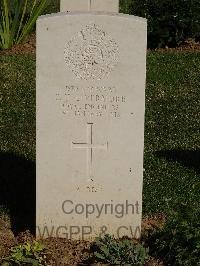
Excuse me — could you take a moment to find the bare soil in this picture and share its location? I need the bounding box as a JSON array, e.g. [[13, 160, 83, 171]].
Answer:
[[142, 213, 166, 233], [156, 38, 200, 52], [0, 34, 36, 55], [0, 215, 165, 265], [0, 34, 200, 56], [0, 218, 16, 261]]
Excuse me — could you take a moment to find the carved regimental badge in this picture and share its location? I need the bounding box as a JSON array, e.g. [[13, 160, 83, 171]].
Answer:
[[64, 24, 119, 80]]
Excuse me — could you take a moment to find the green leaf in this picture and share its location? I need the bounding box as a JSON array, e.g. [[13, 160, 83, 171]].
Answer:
[[1, 262, 10, 266], [0, 0, 48, 49], [94, 252, 106, 260]]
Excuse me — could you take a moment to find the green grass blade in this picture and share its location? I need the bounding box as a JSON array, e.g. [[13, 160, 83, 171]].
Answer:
[[16, 0, 28, 41], [0, 23, 5, 49], [3, 0, 10, 34], [0, 0, 48, 49], [0, 12, 5, 48], [17, 0, 48, 44], [29, 0, 37, 17], [1, 0, 11, 48], [10, 0, 24, 44]]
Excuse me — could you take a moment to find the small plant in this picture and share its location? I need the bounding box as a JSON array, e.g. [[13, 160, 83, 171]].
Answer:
[[2, 241, 46, 266], [148, 203, 200, 266], [94, 234, 149, 265], [0, 0, 48, 50]]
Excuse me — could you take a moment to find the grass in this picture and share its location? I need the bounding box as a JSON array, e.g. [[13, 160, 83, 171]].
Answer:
[[0, 52, 200, 220], [0, 55, 36, 161], [144, 52, 200, 214]]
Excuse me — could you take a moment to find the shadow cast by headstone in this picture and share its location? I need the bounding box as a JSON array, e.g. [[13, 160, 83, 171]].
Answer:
[[0, 151, 35, 235], [155, 149, 200, 173]]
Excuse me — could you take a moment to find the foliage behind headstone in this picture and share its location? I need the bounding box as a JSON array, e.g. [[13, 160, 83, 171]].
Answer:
[[120, 0, 200, 48]]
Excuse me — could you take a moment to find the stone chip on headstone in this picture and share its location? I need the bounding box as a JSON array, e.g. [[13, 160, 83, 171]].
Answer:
[[36, 12, 147, 239]]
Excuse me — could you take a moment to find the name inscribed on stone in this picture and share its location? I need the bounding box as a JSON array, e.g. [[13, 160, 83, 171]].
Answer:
[[56, 85, 127, 118]]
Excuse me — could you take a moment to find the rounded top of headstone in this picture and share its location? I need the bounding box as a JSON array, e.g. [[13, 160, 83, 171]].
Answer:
[[64, 23, 119, 80]]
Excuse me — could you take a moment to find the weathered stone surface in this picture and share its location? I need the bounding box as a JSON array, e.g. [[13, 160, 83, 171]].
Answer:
[[91, 0, 119, 12], [37, 12, 147, 239], [60, 0, 119, 12], [60, 0, 90, 12]]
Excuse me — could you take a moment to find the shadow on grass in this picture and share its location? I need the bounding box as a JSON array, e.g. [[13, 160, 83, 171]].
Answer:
[[0, 151, 35, 235], [155, 149, 200, 173]]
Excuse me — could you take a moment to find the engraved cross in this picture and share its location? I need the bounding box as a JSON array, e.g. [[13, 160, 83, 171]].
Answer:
[[71, 123, 108, 180]]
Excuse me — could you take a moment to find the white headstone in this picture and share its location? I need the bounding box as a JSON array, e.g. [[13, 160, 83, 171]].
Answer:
[[37, 12, 147, 240], [60, 0, 119, 13]]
